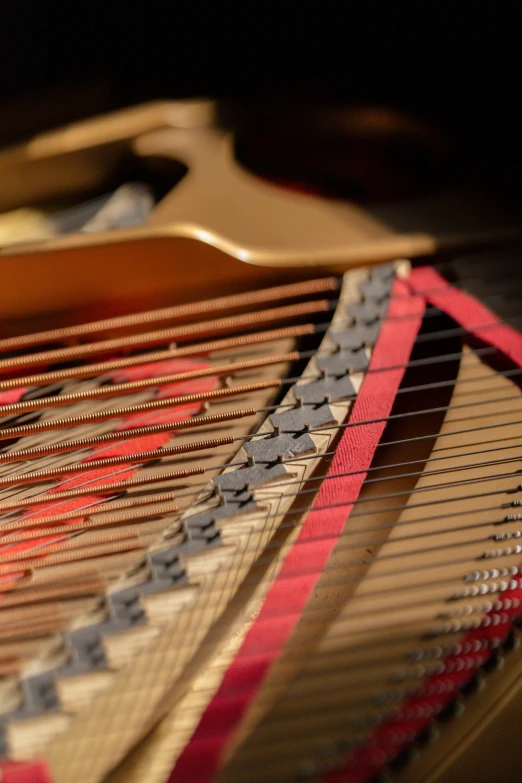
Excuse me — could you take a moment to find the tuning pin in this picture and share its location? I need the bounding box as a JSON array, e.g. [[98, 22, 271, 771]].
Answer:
[[389, 745, 420, 773], [416, 723, 440, 746], [502, 629, 520, 652], [461, 672, 486, 696], [482, 648, 505, 672], [437, 696, 465, 723]]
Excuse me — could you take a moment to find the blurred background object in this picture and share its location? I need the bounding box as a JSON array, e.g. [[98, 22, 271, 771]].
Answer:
[[0, 6, 518, 261], [0, 6, 517, 185]]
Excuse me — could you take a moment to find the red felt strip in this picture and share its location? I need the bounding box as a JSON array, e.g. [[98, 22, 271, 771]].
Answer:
[[0, 360, 218, 589], [0, 759, 52, 783], [408, 265, 522, 365], [167, 278, 425, 783], [0, 389, 26, 405]]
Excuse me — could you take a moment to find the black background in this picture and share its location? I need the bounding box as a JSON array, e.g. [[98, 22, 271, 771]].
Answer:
[[0, 7, 518, 179]]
